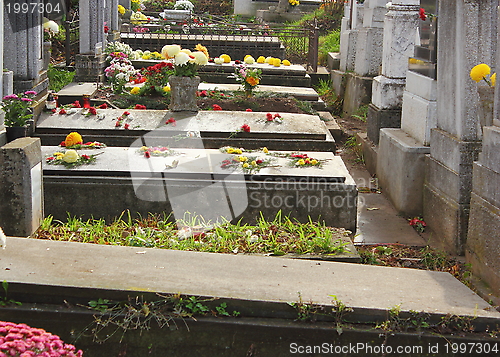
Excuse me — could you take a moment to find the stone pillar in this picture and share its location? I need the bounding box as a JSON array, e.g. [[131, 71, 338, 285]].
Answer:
[[3, 0, 48, 94], [367, 0, 419, 144], [75, 0, 107, 82], [425, 0, 497, 255], [354, 0, 389, 77], [339, 0, 365, 72], [466, 2, 500, 294], [0, 138, 44, 237]]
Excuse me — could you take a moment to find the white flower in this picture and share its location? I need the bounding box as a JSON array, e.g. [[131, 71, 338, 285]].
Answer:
[[174, 0, 194, 11], [43, 19, 59, 34], [192, 51, 208, 65], [214, 57, 224, 65], [175, 51, 190, 66], [249, 235, 259, 243], [244, 56, 255, 65], [162, 44, 181, 59]]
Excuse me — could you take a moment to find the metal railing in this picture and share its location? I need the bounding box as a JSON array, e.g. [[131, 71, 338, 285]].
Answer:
[[64, 9, 80, 66], [121, 14, 319, 70]]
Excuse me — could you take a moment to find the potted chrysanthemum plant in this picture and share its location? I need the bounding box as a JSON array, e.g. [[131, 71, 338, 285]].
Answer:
[[1, 91, 37, 142], [161, 43, 209, 112]]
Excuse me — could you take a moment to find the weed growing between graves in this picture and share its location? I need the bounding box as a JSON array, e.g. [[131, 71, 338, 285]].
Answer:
[[48, 65, 75, 92], [351, 104, 369, 122], [314, 79, 343, 116], [33, 211, 352, 257], [78, 293, 239, 343], [357, 245, 473, 287], [0, 281, 22, 307]]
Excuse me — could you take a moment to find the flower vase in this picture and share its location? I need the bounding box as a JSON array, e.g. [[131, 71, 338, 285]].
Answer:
[[478, 86, 495, 129], [6, 126, 28, 143], [169, 75, 200, 112]]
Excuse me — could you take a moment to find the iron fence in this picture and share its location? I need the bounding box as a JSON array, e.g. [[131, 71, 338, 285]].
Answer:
[[121, 14, 319, 70]]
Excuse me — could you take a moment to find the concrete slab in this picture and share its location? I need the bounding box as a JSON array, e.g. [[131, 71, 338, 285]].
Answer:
[[56, 82, 98, 105], [35, 109, 336, 151], [1, 237, 498, 328], [196, 82, 319, 102]]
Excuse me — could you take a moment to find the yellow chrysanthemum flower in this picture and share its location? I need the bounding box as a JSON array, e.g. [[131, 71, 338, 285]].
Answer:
[[265, 57, 272, 64], [491, 73, 496, 87], [65, 132, 83, 147], [238, 156, 248, 162], [220, 54, 231, 63], [227, 148, 235, 154], [195, 44, 209, 59], [273, 59, 281, 67], [263, 147, 269, 153], [118, 5, 126, 15], [63, 150, 79, 163], [140, 146, 149, 151], [311, 159, 318, 165], [257, 56, 266, 64], [282, 59, 291, 66], [130, 87, 141, 95], [251, 161, 257, 166], [163, 85, 171, 92], [470, 64, 491, 82], [235, 149, 242, 154], [296, 159, 305, 166], [242, 163, 250, 168]]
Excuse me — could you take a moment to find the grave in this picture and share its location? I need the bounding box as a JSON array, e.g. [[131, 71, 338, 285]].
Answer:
[[131, 60, 312, 87], [35, 109, 336, 151], [41, 146, 357, 231]]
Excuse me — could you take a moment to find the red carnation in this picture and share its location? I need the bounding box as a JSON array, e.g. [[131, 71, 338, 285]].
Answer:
[[60, 141, 66, 147], [72, 101, 81, 108], [89, 107, 97, 115], [135, 104, 147, 110], [419, 8, 427, 21], [124, 123, 130, 130], [167, 118, 177, 126], [246, 108, 253, 112], [98, 103, 108, 109], [59, 108, 67, 115], [51, 109, 57, 113], [123, 111, 130, 116], [273, 113, 281, 118], [144, 151, 151, 158], [115, 120, 121, 127], [241, 124, 251, 133], [266, 113, 273, 121], [256, 159, 263, 164], [81, 154, 90, 160], [213, 104, 222, 111]]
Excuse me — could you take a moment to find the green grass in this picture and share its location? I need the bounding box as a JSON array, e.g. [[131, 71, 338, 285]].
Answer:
[[318, 30, 341, 65], [33, 211, 351, 256], [48, 65, 75, 92]]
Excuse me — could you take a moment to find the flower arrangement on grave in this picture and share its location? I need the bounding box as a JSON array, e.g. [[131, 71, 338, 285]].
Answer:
[[408, 217, 426, 233], [266, 152, 327, 168], [220, 146, 244, 155], [161, 44, 209, 77], [43, 18, 59, 41], [105, 42, 134, 61], [131, 0, 145, 12], [174, 0, 194, 11], [0, 321, 83, 357], [289, 0, 300, 6], [104, 54, 139, 94], [1, 91, 36, 127], [115, 111, 133, 128], [130, 11, 149, 25], [220, 154, 275, 174], [264, 113, 283, 124], [46, 149, 101, 168], [229, 124, 251, 138], [139, 145, 178, 158], [139, 61, 174, 96], [470, 63, 496, 87], [59, 132, 107, 149], [231, 64, 262, 97]]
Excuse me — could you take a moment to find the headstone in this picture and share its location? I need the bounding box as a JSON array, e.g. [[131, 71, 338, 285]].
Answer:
[[0, 0, 4, 101], [367, 0, 419, 144], [75, 0, 107, 82], [3, 0, 48, 94], [354, 0, 389, 77], [424, 0, 497, 255], [0, 138, 44, 237]]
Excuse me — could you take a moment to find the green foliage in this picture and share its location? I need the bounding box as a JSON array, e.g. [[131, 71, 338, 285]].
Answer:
[[318, 30, 340, 65], [313, 79, 343, 116], [351, 104, 369, 122], [48, 65, 75, 92], [34, 211, 351, 257], [190, 0, 233, 15], [0, 280, 22, 307]]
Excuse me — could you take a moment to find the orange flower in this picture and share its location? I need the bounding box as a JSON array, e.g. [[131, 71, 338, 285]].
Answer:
[[64, 132, 83, 147], [246, 76, 260, 87], [195, 44, 209, 59]]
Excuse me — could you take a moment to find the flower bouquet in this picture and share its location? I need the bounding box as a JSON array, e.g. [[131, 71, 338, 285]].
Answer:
[[232, 64, 262, 97], [161, 44, 209, 77], [104, 53, 139, 94], [46, 150, 101, 168], [1, 91, 36, 127]]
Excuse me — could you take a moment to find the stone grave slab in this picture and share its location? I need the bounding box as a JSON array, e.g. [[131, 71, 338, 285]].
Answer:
[[35, 110, 336, 151], [41, 146, 357, 231], [56, 83, 99, 106]]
